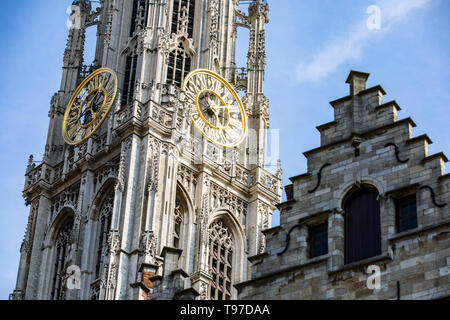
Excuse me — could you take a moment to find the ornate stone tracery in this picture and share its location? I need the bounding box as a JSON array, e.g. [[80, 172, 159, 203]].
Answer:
[[15, 0, 282, 301], [208, 219, 233, 300], [51, 218, 74, 300]]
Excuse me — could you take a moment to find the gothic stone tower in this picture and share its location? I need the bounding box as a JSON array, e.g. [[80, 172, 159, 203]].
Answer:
[[12, 0, 281, 300]]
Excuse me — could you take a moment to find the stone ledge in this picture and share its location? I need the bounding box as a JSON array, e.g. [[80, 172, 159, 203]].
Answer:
[[161, 246, 183, 257], [357, 84, 387, 96], [388, 218, 450, 242], [171, 268, 189, 278], [138, 262, 159, 273], [248, 252, 269, 264], [303, 118, 417, 157], [329, 85, 386, 108], [173, 287, 199, 300], [262, 225, 282, 236], [386, 183, 420, 197], [275, 199, 296, 210], [289, 172, 310, 183], [421, 152, 449, 164], [405, 134, 433, 146], [149, 275, 163, 282], [316, 121, 337, 132], [298, 209, 332, 224], [234, 254, 329, 290], [130, 281, 150, 293], [375, 100, 401, 112], [328, 253, 391, 276], [329, 95, 353, 108]]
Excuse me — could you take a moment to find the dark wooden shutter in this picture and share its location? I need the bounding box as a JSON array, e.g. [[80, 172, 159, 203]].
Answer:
[[344, 188, 381, 264]]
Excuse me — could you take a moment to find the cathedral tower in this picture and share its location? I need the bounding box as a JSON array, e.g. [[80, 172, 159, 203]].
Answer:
[[12, 0, 281, 300]]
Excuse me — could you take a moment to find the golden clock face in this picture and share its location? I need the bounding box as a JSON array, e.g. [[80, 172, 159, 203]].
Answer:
[[182, 69, 247, 148], [62, 68, 118, 146]]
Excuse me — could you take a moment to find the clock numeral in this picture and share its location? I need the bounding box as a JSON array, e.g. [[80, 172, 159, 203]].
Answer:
[[228, 118, 243, 129], [196, 120, 206, 132], [185, 91, 196, 104], [226, 105, 240, 114], [204, 125, 210, 136], [225, 128, 241, 142], [199, 74, 207, 90], [192, 113, 201, 122], [68, 108, 79, 119], [219, 130, 228, 144], [210, 129, 219, 142]]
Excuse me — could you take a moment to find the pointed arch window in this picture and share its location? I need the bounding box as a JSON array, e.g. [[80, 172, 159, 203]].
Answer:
[[171, 0, 195, 38], [173, 200, 183, 248], [208, 219, 233, 300], [94, 193, 114, 280], [122, 53, 138, 105], [167, 1, 195, 87], [166, 43, 192, 87], [130, 0, 149, 36], [51, 218, 74, 300]]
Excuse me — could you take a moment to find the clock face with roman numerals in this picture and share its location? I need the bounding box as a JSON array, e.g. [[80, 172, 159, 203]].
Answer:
[[182, 69, 247, 148], [62, 68, 118, 146]]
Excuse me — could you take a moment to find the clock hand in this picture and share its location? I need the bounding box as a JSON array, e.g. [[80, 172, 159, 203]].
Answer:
[[210, 104, 235, 112], [70, 126, 82, 139], [79, 103, 92, 120], [91, 91, 103, 112], [79, 92, 99, 120]]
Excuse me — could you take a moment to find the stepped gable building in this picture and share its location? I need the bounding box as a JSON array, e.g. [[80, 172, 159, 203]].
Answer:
[[12, 0, 281, 300], [236, 71, 450, 300]]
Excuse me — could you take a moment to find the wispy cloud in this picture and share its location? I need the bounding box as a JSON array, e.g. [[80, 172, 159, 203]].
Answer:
[[296, 0, 432, 83]]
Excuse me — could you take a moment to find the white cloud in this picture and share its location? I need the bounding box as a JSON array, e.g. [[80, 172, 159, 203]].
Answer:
[[296, 0, 432, 83]]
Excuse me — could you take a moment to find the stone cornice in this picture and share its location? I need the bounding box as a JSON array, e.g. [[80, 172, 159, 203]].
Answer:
[[405, 134, 433, 145], [302, 118, 417, 158], [329, 85, 386, 108], [421, 152, 448, 164]]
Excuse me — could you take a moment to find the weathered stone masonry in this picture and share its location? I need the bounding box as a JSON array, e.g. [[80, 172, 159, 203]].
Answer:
[[236, 71, 449, 300], [12, 0, 281, 300]]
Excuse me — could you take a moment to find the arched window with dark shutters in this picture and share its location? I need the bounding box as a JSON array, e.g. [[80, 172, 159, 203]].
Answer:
[[344, 187, 381, 264]]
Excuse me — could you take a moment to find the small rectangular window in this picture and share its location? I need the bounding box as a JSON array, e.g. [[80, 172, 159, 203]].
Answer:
[[396, 195, 417, 233], [309, 223, 328, 258]]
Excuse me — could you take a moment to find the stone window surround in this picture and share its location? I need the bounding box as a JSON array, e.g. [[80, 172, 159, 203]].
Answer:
[[385, 183, 419, 234], [258, 182, 431, 277], [265, 187, 445, 277], [238, 219, 450, 290]]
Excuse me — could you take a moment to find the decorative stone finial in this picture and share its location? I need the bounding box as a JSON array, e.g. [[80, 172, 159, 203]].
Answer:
[[26, 155, 35, 172], [276, 159, 282, 178], [178, 7, 189, 35], [346, 70, 370, 96]]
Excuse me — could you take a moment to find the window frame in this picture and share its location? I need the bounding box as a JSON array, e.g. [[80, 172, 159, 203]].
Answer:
[[343, 186, 382, 264], [309, 223, 328, 259], [395, 194, 418, 233]]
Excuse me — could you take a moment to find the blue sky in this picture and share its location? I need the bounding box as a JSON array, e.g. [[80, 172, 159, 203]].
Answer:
[[0, 0, 448, 299]]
